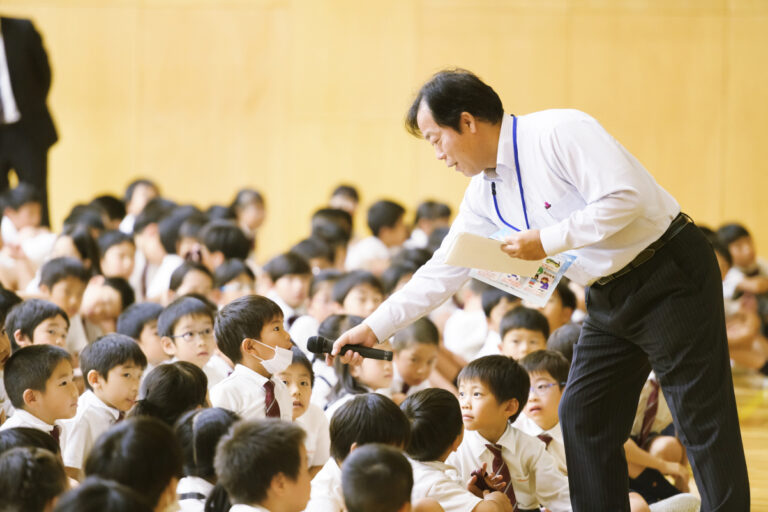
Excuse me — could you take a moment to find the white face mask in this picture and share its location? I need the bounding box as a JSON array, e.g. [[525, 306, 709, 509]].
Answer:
[[254, 340, 293, 374]]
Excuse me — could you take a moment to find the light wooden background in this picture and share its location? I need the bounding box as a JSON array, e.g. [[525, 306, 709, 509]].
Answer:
[[1, 0, 767, 263]]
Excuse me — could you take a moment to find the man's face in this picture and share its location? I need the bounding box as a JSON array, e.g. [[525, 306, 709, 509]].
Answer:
[[416, 102, 486, 178]]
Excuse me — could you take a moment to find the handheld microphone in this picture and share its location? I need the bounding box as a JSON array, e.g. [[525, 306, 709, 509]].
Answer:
[[306, 335, 393, 361]]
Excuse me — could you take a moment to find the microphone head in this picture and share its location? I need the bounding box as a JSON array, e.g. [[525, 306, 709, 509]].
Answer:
[[306, 336, 333, 354]]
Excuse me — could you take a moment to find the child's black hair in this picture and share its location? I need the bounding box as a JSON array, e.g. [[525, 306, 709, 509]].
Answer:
[[63, 204, 106, 234], [84, 417, 183, 508], [291, 237, 334, 266], [159, 205, 202, 255], [2, 182, 41, 210], [205, 205, 235, 222], [328, 319, 368, 402], [381, 262, 418, 295], [500, 306, 550, 340], [547, 323, 580, 364], [309, 269, 343, 298], [329, 393, 411, 463], [174, 407, 240, 480], [367, 199, 405, 237], [102, 277, 136, 313], [481, 288, 517, 318], [158, 295, 215, 338], [331, 270, 383, 304], [553, 280, 577, 311], [0, 427, 60, 456], [717, 222, 751, 247], [169, 261, 214, 292], [0, 447, 67, 512], [5, 299, 69, 350], [116, 302, 163, 340], [199, 220, 251, 260], [458, 355, 530, 423], [97, 230, 135, 259], [0, 287, 22, 328], [3, 344, 72, 408], [178, 212, 209, 241], [519, 349, 570, 388], [53, 476, 154, 512], [214, 294, 283, 364], [39, 256, 90, 289], [331, 184, 359, 203], [401, 388, 462, 462], [342, 443, 413, 512], [311, 212, 352, 249], [391, 317, 439, 352], [390, 247, 431, 269], [213, 259, 255, 288], [214, 420, 306, 507], [133, 197, 175, 234], [427, 226, 450, 253], [124, 178, 158, 204], [59, 223, 103, 276], [80, 334, 148, 391], [289, 345, 314, 387], [263, 252, 311, 282], [132, 361, 208, 427], [414, 200, 451, 224], [229, 188, 265, 213], [90, 194, 127, 224]]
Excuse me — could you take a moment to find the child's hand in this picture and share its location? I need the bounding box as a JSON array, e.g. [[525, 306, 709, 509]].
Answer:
[[662, 461, 689, 481], [468, 463, 506, 497]]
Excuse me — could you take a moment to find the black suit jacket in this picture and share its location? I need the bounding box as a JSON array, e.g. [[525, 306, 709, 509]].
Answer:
[[1, 16, 57, 148]]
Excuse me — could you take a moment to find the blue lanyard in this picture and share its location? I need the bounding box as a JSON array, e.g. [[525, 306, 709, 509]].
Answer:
[[491, 115, 530, 232]]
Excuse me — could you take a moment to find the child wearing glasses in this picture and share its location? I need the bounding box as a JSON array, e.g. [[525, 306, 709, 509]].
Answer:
[[158, 295, 224, 388]]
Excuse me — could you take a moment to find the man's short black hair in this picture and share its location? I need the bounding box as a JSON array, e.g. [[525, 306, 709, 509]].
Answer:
[[291, 237, 334, 265], [391, 317, 439, 351], [717, 222, 751, 247], [116, 302, 164, 340], [158, 296, 215, 338], [80, 334, 148, 391], [329, 393, 411, 462], [481, 288, 517, 318], [215, 419, 306, 505], [519, 349, 570, 388], [458, 355, 530, 423], [98, 230, 135, 258], [547, 322, 580, 364], [414, 200, 451, 224], [500, 306, 550, 340], [263, 252, 311, 282], [332, 270, 383, 304], [90, 195, 127, 223], [331, 184, 359, 202], [124, 178, 158, 204], [5, 299, 69, 347], [213, 259, 255, 289], [3, 345, 71, 408], [199, 220, 251, 260], [169, 261, 213, 292], [214, 295, 283, 364], [405, 68, 504, 136], [2, 183, 40, 210], [401, 388, 462, 462], [40, 256, 90, 289], [133, 197, 175, 234], [85, 417, 182, 508], [103, 277, 136, 312], [367, 200, 405, 237], [342, 444, 413, 512]]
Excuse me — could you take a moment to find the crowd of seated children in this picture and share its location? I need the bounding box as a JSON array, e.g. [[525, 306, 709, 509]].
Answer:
[[474, 289, 520, 359], [389, 317, 440, 400], [263, 252, 313, 328], [345, 199, 409, 274], [291, 236, 335, 274], [289, 269, 342, 356]]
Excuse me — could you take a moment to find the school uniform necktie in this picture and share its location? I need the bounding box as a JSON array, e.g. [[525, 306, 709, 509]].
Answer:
[[116, 411, 125, 423], [537, 433, 553, 448], [485, 443, 517, 507], [638, 378, 660, 447], [263, 380, 281, 418], [50, 425, 61, 445], [401, 382, 410, 394]]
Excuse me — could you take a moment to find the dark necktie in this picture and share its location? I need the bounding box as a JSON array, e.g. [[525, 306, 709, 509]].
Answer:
[[485, 443, 517, 507], [638, 378, 660, 447], [50, 425, 61, 445], [116, 411, 125, 423], [264, 380, 281, 418], [537, 433, 553, 448], [401, 382, 410, 394]]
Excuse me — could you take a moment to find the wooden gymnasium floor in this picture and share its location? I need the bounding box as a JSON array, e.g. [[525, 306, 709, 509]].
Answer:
[[734, 370, 768, 510]]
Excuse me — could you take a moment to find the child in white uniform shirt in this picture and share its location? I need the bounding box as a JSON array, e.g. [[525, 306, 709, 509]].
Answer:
[[0, 288, 22, 423], [402, 388, 514, 512], [449, 355, 571, 512], [389, 318, 439, 402], [306, 393, 411, 512], [498, 308, 549, 362], [473, 289, 519, 360], [210, 295, 294, 422], [278, 348, 330, 477], [211, 420, 311, 512], [0, 345, 78, 443], [341, 444, 416, 512], [61, 334, 147, 477], [263, 252, 312, 329], [174, 407, 240, 512], [309, 314, 363, 411], [116, 302, 167, 380]]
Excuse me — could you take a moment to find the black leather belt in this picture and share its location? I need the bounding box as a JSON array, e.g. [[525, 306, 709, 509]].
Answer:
[[595, 212, 692, 286]]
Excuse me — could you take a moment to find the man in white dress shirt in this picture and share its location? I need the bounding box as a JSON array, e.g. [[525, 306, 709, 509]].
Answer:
[[334, 69, 748, 511]]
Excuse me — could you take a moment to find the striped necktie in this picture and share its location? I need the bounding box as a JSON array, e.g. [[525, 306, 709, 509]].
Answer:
[[264, 380, 281, 418], [485, 443, 517, 506]]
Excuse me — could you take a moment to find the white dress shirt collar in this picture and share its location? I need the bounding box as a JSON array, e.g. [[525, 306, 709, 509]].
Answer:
[[80, 389, 121, 422], [0, 408, 56, 432]]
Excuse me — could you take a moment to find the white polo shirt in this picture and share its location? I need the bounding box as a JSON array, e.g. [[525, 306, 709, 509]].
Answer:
[[60, 390, 121, 470], [512, 413, 567, 476], [209, 364, 292, 422], [304, 458, 344, 512], [409, 457, 482, 512], [296, 403, 330, 468]]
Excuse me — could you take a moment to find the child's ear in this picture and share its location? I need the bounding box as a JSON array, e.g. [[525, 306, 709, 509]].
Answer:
[[38, 283, 50, 295], [86, 369, 102, 390], [503, 397, 520, 419], [22, 388, 40, 408], [13, 329, 31, 348], [348, 441, 359, 454], [161, 336, 177, 357], [270, 472, 289, 497]]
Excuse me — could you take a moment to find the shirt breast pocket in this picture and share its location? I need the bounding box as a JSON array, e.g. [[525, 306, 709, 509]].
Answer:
[[544, 188, 585, 223]]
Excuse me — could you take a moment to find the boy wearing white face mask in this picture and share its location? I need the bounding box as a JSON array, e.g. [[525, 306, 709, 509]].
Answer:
[[210, 295, 295, 421]]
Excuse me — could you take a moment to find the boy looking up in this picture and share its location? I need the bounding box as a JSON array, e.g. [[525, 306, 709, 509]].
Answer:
[[5, 299, 69, 350], [211, 295, 294, 421], [346, 199, 409, 274]]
